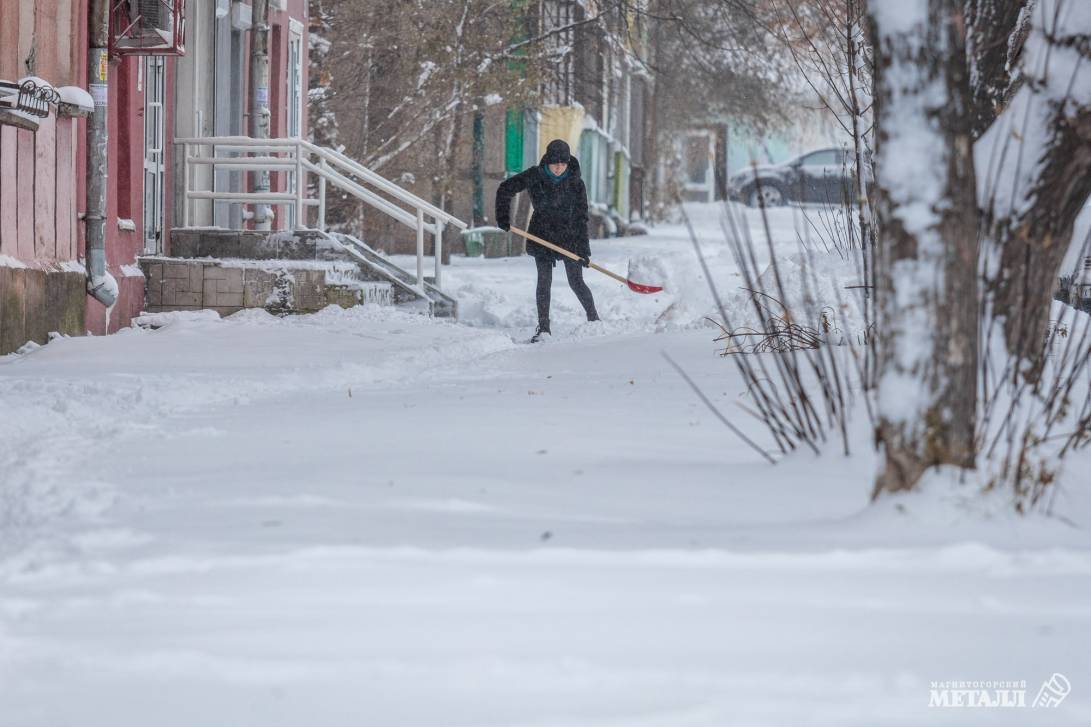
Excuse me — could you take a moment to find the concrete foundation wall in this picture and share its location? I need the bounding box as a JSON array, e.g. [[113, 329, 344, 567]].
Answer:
[[0, 265, 85, 355], [140, 258, 392, 317]]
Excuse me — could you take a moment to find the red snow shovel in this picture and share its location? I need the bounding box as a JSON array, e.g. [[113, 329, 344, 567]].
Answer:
[[510, 226, 664, 294]]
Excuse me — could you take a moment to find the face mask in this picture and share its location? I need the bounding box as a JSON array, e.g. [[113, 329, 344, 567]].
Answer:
[[546, 164, 569, 180]]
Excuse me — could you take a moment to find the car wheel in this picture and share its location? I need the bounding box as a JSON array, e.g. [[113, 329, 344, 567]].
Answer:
[[747, 183, 785, 208]]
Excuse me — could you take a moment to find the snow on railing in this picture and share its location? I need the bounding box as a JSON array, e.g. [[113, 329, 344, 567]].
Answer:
[[174, 135, 467, 288]]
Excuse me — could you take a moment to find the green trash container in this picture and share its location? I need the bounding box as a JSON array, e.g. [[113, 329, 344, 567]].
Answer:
[[461, 228, 485, 257]]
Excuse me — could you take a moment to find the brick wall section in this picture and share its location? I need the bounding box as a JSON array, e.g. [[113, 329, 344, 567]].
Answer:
[[144, 260, 203, 310], [203, 266, 245, 311]]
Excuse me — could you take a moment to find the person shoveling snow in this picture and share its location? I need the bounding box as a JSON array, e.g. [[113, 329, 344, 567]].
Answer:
[[496, 139, 665, 343], [495, 139, 600, 343]]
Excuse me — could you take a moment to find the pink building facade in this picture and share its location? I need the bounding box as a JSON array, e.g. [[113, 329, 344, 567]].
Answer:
[[0, 0, 309, 355], [0, 1, 91, 354]]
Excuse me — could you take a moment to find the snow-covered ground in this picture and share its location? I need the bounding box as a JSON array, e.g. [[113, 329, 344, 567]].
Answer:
[[2, 204, 1089, 726]]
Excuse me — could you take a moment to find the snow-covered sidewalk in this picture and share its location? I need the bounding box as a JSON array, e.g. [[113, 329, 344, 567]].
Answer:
[[2, 205, 1089, 726]]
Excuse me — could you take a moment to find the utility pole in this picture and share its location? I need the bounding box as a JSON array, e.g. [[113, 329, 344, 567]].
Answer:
[[249, 0, 272, 230], [85, 0, 116, 307]]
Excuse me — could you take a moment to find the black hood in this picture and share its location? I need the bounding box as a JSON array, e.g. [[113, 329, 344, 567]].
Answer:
[[539, 152, 582, 179]]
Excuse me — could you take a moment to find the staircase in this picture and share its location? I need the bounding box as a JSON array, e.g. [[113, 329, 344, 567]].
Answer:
[[329, 233, 457, 318], [167, 135, 465, 318]]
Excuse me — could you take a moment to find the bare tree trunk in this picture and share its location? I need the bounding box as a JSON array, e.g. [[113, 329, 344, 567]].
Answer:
[[646, 0, 665, 216], [471, 105, 486, 226], [990, 114, 1091, 375], [354, 42, 373, 239], [977, 0, 1091, 379], [845, 1, 878, 390], [870, 0, 980, 496], [965, 0, 1031, 139]]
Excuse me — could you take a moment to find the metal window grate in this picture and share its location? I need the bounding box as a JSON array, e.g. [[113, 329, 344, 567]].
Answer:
[[0, 79, 60, 117], [110, 0, 187, 56]]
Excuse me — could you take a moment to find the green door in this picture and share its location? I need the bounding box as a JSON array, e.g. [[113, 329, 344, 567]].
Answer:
[[505, 109, 525, 174]]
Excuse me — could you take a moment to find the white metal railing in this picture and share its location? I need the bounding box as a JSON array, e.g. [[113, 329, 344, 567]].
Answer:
[[175, 136, 467, 288]]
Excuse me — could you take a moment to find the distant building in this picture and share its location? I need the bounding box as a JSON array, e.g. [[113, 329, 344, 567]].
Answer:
[[512, 1, 652, 234], [677, 111, 845, 204], [438, 0, 653, 252]]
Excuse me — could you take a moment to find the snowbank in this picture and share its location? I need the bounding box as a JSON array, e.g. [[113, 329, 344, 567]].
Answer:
[[723, 249, 868, 344]]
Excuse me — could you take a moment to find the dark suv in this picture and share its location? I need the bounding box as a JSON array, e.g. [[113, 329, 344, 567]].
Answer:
[[728, 147, 866, 207]]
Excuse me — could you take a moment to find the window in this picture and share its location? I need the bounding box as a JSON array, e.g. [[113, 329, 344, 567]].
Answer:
[[287, 29, 302, 139], [142, 56, 166, 253], [800, 149, 839, 167], [542, 1, 578, 105], [286, 22, 303, 227]]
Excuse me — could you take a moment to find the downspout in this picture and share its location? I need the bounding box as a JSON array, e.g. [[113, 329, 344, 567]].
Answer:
[[85, 0, 117, 306], [249, 0, 272, 230]]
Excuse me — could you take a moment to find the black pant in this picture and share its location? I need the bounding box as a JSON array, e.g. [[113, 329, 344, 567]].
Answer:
[[535, 256, 599, 327]]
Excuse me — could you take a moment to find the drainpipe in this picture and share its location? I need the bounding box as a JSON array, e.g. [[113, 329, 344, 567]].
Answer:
[[85, 0, 117, 306], [249, 0, 272, 230]]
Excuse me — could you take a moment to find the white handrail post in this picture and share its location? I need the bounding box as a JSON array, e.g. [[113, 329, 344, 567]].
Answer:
[[416, 207, 425, 287], [294, 140, 304, 229], [318, 159, 327, 232], [182, 142, 190, 228], [434, 219, 444, 289], [210, 142, 217, 224]]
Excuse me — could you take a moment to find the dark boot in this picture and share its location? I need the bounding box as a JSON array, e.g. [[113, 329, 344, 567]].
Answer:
[[529, 320, 551, 343]]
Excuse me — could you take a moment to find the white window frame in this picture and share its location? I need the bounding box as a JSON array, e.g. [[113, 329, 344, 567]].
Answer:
[[286, 21, 303, 139], [285, 20, 304, 228], [143, 55, 167, 253]]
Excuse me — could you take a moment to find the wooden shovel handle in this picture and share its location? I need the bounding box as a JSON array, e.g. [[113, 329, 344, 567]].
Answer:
[[508, 226, 629, 286]]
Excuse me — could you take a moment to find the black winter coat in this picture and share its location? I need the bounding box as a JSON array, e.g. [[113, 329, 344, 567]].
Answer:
[[495, 154, 591, 262]]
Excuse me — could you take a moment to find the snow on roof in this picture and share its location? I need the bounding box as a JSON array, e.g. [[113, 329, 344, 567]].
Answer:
[[58, 86, 94, 112], [16, 75, 55, 92]]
